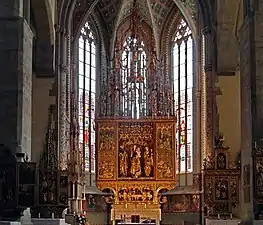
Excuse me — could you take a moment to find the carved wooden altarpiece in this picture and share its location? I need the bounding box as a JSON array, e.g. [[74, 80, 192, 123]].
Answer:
[[0, 146, 36, 221], [96, 118, 176, 221], [203, 138, 240, 216], [252, 140, 263, 204], [32, 106, 68, 218]]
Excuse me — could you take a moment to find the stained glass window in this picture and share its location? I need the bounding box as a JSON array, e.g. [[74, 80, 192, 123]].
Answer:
[[78, 22, 96, 172], [172, 19, 193, 173], [118, 37, 147, 118]]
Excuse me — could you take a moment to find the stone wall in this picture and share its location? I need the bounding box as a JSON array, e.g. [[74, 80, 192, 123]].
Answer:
[[0, 16, 33, 157], [31, 76, 55, 163], [161, 213, 201, 225], [20, 21, 34, 159], [216, 74, 241, 162]]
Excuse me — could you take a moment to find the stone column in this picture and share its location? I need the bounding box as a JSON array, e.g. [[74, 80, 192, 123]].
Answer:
[[193, 23, 202, 174], [0, 0, 33, 157], [239, 14, 253, 221], [238, 0, 263, 221], [202, 27, 217, 157], [252, 0, 263, 142], [58, 28, 70, 171]]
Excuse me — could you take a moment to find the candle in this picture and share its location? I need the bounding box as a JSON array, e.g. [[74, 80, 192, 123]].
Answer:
[[52, 213, 54, 219], [80, 199, 83, 212], [83, 183, 86, 200], [38, 213, 40, 218], [73, 183, 75, 198], [230, 214, 233, 219], [144, 204, 146, 209], [218, 214, 220, 219], [125, 203, 127, 208]]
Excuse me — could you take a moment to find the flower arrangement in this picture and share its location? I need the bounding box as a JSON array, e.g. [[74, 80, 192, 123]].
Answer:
[[75, 214, 87, 225]]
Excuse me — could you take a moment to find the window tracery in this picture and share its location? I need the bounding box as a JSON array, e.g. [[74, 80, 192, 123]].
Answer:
[[172, 18, 194, 173], [78, 22, 96, 172], [119, 36, 148, 118]]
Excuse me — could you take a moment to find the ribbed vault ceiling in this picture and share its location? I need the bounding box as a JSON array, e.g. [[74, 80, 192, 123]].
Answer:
[[72, 0, 198, 39], [96, 0, 177, 35]]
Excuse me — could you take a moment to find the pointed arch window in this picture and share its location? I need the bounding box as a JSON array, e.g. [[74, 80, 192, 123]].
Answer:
[[172, 19, 194, 173], [78, 22, 96, 172], [119, 36, 147, 118]]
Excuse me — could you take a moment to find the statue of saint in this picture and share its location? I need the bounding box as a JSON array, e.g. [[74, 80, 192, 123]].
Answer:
[[130, 145, 142, 178], [256, 166, 263, 187], [119, 145, 128, 177], [144, 147, 153, 177]]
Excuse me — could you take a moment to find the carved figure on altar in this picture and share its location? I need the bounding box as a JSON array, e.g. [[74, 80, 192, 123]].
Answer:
[[157, 160, 172, 179], [152, 83, 158, 116], [203, 154, 214, 169], [215, 178, 228, 200], [98, 161, 114, 179], [115, 86, 120, 104], [192, 195, 200, 210], [99, 93, 107, 116], [144, 147, 153, 177], [130, 145, 142, 178], [256, 166, 263, 187], [88, 195, 96, 208], [119, 145, 128, 177], [217, 153, 226, 169]]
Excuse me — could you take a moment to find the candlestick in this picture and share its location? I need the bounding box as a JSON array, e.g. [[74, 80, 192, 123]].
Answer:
[[218, 214, 220, 219], [230, 214, 232, 219]]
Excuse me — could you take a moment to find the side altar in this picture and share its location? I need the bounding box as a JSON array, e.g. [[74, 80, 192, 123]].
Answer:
[[95, 118, 176, 223]]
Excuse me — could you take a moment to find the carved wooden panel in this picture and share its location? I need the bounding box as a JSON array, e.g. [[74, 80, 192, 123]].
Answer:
[[96, 119, 176, 217], [252, 142, 263, 204], [17, 162, 36, 208], [203, 144, 240, 215], [97, 123, 116, 180], [118, 122, 154, 179], [156, 123, 175, 180], [117, 182, 155, 203], [254, 156, 263, 203], [243, 164, 251, 203], [161, 194, 200, 213]]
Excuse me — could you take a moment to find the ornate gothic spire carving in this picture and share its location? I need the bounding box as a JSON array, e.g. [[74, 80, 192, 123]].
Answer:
[[39, 105, 58, 169]]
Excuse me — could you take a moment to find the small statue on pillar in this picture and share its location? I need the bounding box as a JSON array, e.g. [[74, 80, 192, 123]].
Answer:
[[214, 133, 225, 149]]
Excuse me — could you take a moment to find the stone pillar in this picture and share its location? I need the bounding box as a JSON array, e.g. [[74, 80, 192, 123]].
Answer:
[[238, 0, 263, 221], [0, 0, 33, 157], [202, 27, 217, 157], [253, 0, 263, 142], [239, 14, 253, 221], [193, 24, 202, 174], [58, 28, 70, 171]]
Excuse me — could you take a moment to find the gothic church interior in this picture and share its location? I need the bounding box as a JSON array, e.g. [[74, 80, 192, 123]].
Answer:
[[0, 0, 261, 225]]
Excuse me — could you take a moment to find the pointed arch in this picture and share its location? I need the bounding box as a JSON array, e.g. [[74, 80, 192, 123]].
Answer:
[[77, 20, 99, 172], [171, 0, 197, 42], [171, 18, 195, 174]]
